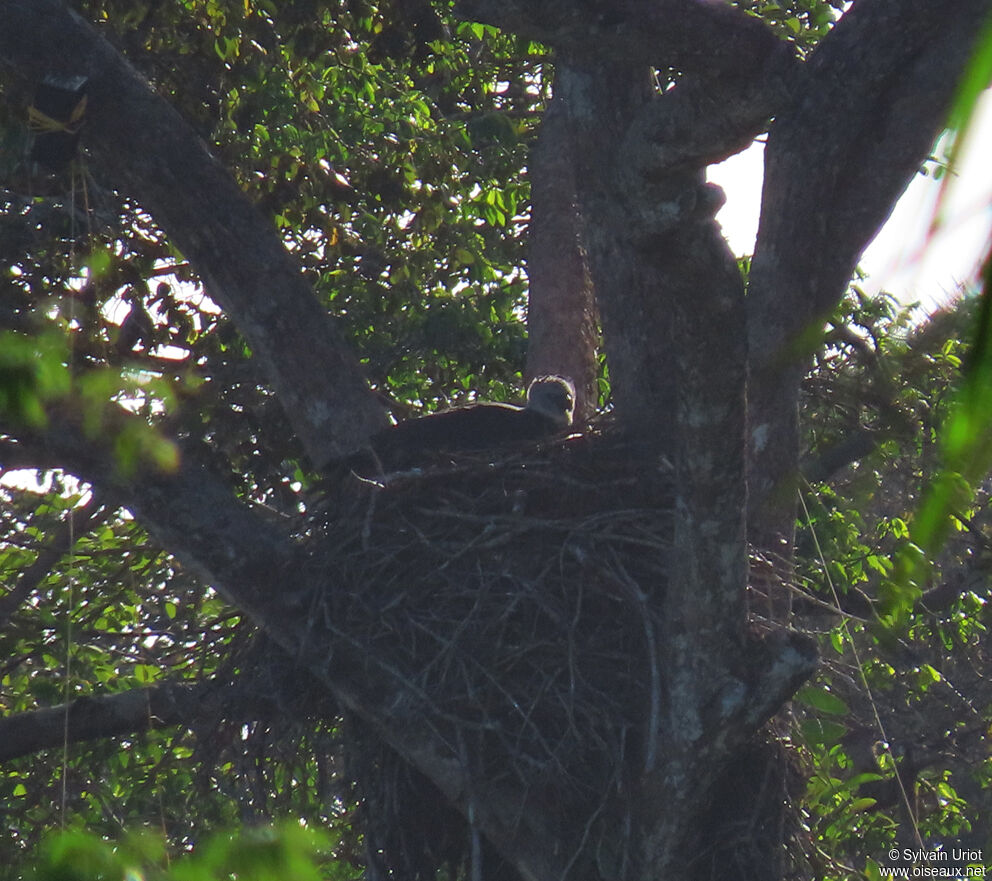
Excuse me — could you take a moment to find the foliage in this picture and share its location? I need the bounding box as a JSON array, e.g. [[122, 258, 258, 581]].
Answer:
[[27, 823, 355, 881], [795, 290, 992, 872], [85, 0, 542, 408], [739, 0, 848, 48], [1, 0, 991, 879]]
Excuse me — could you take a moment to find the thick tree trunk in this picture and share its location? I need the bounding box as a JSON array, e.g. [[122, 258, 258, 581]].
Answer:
[[526, 71, 599, 422], [551, 60, 672, 442], [494, 41, 812, 879]]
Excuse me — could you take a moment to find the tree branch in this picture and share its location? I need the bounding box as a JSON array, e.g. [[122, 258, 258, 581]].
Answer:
[[800, 428, 881, 484], [0, 0, 387, 467], [19, 414, 301, 633], [746, 0, 992, 557], [0, 652, 331, 763], [454, 0, 785, 81], [0, 681, 216, 762]]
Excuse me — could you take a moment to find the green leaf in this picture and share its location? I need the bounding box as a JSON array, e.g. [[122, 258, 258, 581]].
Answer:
[[847, 797, 879, 812], [795, 685, 850, 716], [799, 717, 848, 747]]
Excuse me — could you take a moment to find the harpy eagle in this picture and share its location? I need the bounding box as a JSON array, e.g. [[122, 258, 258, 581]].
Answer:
[[363, 375, 575, 471]]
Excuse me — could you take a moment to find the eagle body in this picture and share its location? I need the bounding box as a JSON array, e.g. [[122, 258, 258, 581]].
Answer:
[[365, 376, 575, 471]]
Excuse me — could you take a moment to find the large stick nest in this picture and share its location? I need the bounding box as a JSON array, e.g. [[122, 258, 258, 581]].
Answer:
[[304, 430, 674, 876], [309, 431, 671, 793]]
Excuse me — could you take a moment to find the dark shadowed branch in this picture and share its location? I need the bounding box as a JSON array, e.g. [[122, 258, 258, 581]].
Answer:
[[0, 682, 223, 762]]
